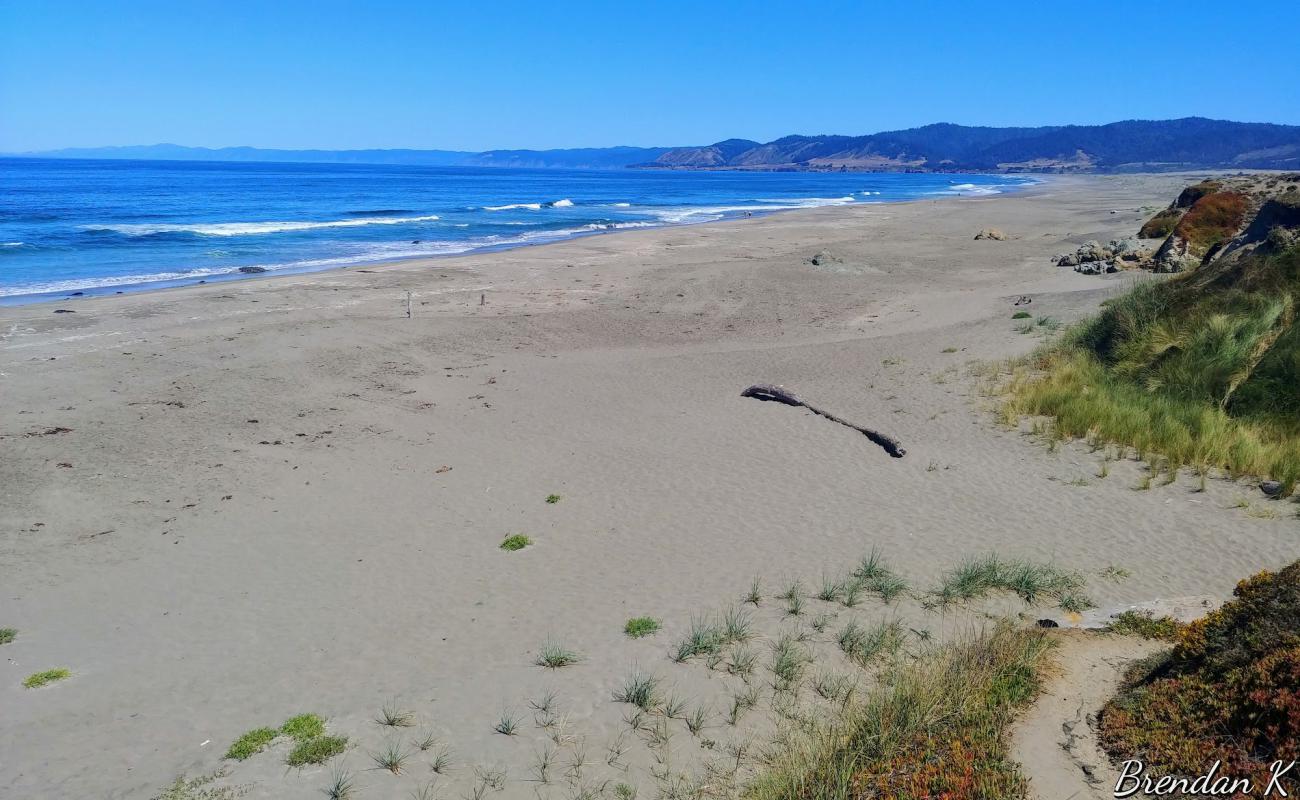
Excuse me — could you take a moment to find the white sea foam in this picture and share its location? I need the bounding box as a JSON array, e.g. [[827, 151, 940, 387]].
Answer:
[[85, 214, 442, 237], [2, 223, 660, 297], [611, 202, 631, 207], [483, 199, 574, 211], [1, 242, 23, 248], [655, 195, 858, 224], [929, 184, 1003, 197]]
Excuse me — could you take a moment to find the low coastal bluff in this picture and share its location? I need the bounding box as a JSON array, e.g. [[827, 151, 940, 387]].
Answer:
[[1050, 172, 1300, 275]]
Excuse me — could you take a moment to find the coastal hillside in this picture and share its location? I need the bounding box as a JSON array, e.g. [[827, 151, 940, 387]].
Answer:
[[13, 118, 1300, 172], [647, 118, 1300, 172]]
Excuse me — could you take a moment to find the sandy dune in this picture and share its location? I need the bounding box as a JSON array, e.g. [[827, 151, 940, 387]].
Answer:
[[2, 175, 1294, 799]]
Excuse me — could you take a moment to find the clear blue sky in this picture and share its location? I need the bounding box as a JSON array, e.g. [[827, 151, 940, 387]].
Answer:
[[2, 0, 1297, 152]]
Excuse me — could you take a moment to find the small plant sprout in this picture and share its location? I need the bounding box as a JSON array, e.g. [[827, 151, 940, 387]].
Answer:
[[500, 534, 531, 551], [378, 702, 416, 728], [811, 612, 835, 633], [606, 730, 630, 767], [816, 574, 843, 602], [672, 616, 723, 662], [535, 640, 583, 669], [372, 740, 411, 774], [409, 781, 440, 800], [430, 745, 453, 774], [545, 493, 561, 504], [23, 668, 71, 689], [613, 668, 661, 711], [531, 744, 557, 783], [784, 593, 804, 617], [661, 692, 687, 719], [494, 709, 520, 736], [414, 730, 438, 752], [840, 579, 865, 608], [685, 704, 710, 735], [721, 606, 753, 643], [727, 645, 757, 678], [769, 633, 810, 692], [324, 767, 356, 800], [743, 576, 763, 606], [812, 670, 856, 705], [624, 617, 661, 638], [0, 628, 16, 645]]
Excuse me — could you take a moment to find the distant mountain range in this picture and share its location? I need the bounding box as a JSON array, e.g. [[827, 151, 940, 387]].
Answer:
[[9, 118, 1299, 172]]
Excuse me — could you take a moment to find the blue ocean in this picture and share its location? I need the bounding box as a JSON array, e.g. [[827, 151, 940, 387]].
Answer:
[[0, 159, 1033, 303]]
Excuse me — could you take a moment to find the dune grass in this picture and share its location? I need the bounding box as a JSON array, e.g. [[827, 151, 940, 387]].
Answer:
[[997, 245, 1300, 495], [613, 669, 661, 711], [746, 623, 1051, 800], [0, 628, 16, 645], [151, 771, 247, 800], [23, 668, 71, 689], [934, 554, 1092, 612], [854, 548, 909, 602], [535, 639, 583, 668], [371, 740, 411, 773]]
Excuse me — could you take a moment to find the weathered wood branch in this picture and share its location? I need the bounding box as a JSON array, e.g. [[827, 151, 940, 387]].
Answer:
[[741, 384, 906, 458]]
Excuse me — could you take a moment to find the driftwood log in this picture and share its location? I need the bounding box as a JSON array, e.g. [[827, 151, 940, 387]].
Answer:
[[741, 384, 906, 458]]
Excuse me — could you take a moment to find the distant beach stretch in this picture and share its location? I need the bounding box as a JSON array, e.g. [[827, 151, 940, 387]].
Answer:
[[0, 159, 1031, 302]]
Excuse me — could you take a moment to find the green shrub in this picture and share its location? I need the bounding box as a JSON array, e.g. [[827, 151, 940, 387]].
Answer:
[[286, 735, 348, 766], [23, 668, 71, 689], [225, 727, 277, 760], [0, 628, 16, 645], [499, 534, 531, 551], [1105, 610, 1183, 640], [624, 617, 661, 638], [280, 713, 325, 741], [1012, 311, 1032, 319]]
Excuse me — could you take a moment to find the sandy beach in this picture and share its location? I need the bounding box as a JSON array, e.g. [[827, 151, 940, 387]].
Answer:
[[3, 174, 1294, 799]]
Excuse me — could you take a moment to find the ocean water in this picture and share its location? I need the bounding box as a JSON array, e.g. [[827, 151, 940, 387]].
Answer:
[[0, 159, 1034, 302]]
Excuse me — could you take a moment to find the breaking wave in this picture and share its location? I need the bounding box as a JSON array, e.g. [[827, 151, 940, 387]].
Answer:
[[83, 214, 443, 237]]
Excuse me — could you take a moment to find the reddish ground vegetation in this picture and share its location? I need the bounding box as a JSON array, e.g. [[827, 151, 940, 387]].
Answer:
[[1100, 560, 1300, 791], [1175, 191, 1250, 252], [1138, 208, 1182, 239]]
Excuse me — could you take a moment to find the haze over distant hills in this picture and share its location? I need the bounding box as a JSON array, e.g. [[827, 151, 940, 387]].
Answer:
[[10, 118, 1299, 172]]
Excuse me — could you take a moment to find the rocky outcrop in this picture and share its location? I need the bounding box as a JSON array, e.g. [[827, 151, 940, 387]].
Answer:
[[1069, 174, 1300, 277], [1052, 238, 1147, 275], [974, 228, 1007, 240]]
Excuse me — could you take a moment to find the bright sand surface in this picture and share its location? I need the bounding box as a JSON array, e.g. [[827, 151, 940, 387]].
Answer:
[[2, 174, 1294, 799]]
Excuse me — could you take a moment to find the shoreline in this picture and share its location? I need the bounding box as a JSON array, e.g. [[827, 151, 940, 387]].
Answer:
[[4, 172, 1294, 799], [0, 175, 1049, 308]]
